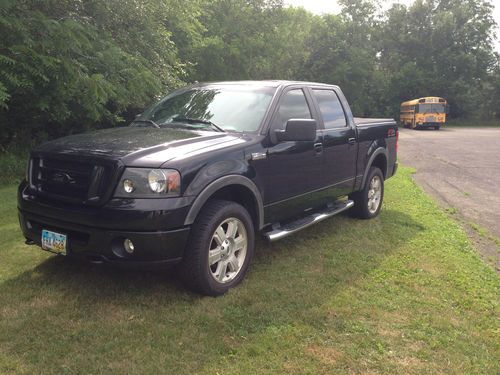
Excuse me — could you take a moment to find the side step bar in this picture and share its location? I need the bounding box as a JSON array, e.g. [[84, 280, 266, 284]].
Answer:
[[264, 200, 354, 242]]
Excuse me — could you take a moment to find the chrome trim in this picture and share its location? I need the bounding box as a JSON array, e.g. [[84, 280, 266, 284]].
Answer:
[[264, 200, 354, 242], [251, 152, 267, 161]]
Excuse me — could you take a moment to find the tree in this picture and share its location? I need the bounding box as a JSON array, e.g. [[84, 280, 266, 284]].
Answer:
[[0, 0, 186, 147], [300, 0, 380, 116], [1, 0, 499, 151], [378, 0, 498, 118]]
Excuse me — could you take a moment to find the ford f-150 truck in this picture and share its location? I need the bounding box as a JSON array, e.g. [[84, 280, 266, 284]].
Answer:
[[18, 81, 398, 295]]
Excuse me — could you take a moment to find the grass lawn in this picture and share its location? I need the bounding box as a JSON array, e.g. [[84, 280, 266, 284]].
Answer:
[[0, 167, 498, 374]]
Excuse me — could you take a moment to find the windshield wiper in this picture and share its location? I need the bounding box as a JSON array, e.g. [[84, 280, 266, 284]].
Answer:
[[172, 116, 225, 132], [131, 119, 160, 129]]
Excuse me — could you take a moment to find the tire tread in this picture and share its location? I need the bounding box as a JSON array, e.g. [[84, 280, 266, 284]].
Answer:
[[179, 199, 254, 296], [348, 167, 384, 219]]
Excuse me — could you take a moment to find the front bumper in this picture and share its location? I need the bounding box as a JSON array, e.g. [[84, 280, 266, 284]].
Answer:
[[18, 181, 192, 269]]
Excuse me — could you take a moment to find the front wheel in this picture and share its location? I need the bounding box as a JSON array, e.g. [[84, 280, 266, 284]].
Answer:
[[349, 167, 384, 219], [179, 200, 254, 296]]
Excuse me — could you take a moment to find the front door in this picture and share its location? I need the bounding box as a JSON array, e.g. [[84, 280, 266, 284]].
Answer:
[[256, 87, 325, 223]]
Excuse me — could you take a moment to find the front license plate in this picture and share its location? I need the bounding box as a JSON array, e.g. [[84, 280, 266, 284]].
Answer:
[[41, 229, 67, 255]]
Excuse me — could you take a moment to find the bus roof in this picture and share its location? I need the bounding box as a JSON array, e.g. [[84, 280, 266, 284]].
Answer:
[[400, 97, 447, 106]]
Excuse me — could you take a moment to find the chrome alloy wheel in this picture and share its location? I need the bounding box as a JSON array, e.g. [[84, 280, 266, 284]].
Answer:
[[367, 175, 382, 214], [208, 217, 248, 283]]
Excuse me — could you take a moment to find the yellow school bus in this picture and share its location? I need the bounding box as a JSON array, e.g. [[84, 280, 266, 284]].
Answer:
[[400, 97, 448, 130]]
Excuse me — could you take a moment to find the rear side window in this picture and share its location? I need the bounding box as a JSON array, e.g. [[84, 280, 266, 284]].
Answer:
[[272, 89, 312, 130], [312, 89, 347, 129]]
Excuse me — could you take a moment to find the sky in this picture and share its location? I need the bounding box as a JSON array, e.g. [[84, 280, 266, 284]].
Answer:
[[284, 0, 500, 51]]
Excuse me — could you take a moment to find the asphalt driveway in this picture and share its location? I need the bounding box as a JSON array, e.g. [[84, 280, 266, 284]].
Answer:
[[397, 126, 500, 267]]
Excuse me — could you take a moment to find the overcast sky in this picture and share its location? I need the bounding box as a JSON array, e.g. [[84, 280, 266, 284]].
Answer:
[[284, 0, 500, 51]]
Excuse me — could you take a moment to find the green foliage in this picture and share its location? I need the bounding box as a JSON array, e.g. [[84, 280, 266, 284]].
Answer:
[[0, 147, 28, 185], [183, 0, 301, 81], [0, 0, 498, 150], [377, 0, 498, 118], [0, 0, 184, 147], [300, 5, 380, 116]]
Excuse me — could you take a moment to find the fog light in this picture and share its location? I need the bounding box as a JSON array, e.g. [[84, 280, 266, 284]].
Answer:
[[124, 238, 135, 254], [123, 179, 135, 193]]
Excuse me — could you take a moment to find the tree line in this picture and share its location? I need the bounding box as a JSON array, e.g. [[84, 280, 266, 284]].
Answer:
[[0, 0, 498, 149]]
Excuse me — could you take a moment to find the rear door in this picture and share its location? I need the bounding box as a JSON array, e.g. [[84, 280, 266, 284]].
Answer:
[[309, 87, 357, 196]]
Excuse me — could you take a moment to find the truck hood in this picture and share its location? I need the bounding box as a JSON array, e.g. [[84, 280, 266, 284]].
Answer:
[[33, 126, 244, 166]]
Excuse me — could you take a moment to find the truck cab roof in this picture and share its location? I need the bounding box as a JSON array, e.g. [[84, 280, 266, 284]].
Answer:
[[192, 80, 340, 89]]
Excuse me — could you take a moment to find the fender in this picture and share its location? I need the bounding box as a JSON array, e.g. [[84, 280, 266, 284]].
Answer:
[[361, 147, 388, 188], [184, 175, 264, 229]]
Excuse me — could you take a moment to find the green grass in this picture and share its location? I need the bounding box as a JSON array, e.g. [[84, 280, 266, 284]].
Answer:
[[446, 118, 500, 127], [469, 222, 500, 248], [0, 167, 498, 374]]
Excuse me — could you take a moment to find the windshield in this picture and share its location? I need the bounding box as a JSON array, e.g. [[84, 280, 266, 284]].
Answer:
[[417, 103, 446, 114], [135, 85, 276, 132]]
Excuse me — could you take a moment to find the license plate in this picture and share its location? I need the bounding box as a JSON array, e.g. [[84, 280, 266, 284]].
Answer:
[[41, 229, 67, 255]]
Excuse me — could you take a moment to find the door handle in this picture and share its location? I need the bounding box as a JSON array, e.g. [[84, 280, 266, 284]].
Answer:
[[314, 142, 323, 154], [348, 137, 356, 145]]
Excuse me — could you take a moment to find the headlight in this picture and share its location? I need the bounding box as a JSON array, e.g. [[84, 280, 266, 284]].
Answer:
[[148, 169, 167, 193], [114, 168, 181, 198]]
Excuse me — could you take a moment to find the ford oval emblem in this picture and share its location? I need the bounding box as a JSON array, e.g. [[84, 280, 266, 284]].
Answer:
[[52, 172, 76, 185]]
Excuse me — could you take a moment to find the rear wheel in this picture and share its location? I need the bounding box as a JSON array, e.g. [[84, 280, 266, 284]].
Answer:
[[179, 200, 254, 296], [349, 167, 384, 219], [434, 125, 440, 130]]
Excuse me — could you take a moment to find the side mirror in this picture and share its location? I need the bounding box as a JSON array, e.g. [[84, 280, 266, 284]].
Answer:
[[275, 119, 317, 142]]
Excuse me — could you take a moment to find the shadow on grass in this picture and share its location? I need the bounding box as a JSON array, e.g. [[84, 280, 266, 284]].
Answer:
[[2, 209, 424, 307], [0, 208, 428, 374]]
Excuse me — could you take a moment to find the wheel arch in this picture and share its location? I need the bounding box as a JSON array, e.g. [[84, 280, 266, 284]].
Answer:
[[361, 147, 388, 188], [184, 175, 264, 230]]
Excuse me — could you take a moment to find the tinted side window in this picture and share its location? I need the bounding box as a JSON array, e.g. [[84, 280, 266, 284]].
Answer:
[[272, 89, 312, 130], [312, 89, 347, 129]]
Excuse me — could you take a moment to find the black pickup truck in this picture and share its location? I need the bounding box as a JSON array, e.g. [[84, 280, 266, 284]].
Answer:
[[18, 81, 398, 295]]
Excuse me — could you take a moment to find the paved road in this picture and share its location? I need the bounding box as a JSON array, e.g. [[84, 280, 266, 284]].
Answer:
[[397, 127, 500, 265]]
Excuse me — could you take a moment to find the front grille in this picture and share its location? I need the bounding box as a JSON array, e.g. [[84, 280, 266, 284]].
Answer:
[[30, 157, 113, 205]]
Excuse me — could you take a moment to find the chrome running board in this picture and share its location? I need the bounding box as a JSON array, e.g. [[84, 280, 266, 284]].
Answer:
[[264, 200, 354, 242]]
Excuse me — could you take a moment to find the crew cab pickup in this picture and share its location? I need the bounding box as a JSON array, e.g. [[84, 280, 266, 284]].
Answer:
[[18, 81, 398, 295]]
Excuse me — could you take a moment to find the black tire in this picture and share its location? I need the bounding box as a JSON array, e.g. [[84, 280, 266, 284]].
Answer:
[[179, 200, 254, 296], [434, 125, 440, 130], [348, 167, 384, 219]]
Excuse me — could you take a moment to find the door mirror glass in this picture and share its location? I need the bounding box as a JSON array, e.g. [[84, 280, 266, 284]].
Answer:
[[275, 119, 317, 142]]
